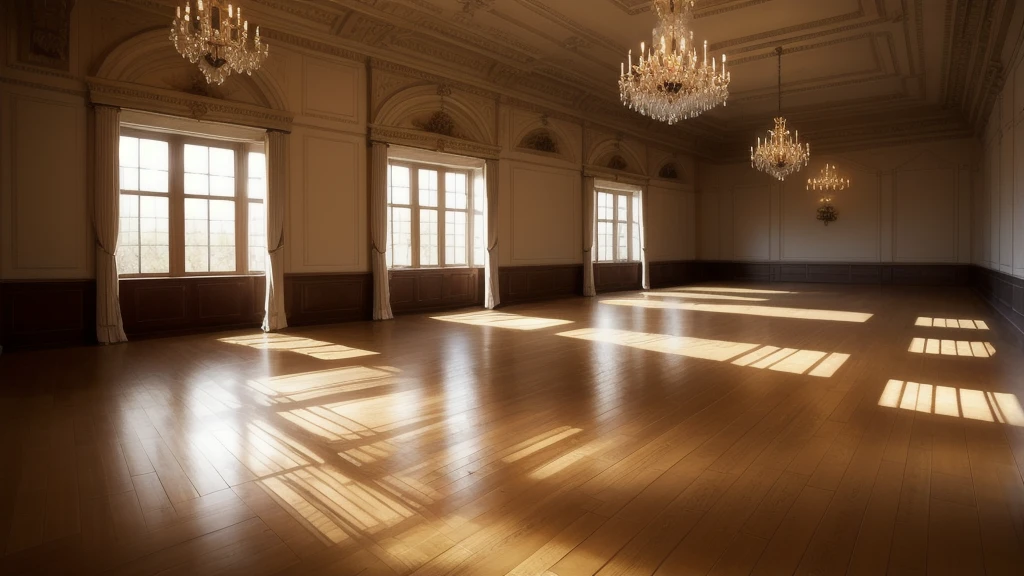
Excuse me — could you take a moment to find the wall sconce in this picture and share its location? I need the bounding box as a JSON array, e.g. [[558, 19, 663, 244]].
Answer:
[[816, 196, 838, 226], [808, 164, 848, 227]]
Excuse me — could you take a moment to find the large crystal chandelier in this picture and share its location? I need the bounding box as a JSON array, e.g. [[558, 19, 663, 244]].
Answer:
[[619, 0, 730, 124], [807, 164, 850, 192], [170, 0, 268, 85], [751, 47, 810, 180]]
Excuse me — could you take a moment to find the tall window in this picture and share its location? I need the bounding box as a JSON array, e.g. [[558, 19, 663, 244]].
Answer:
[[596, 189, 641, 262], [117, 131, 266, 277], [387, 161, 481, 268]]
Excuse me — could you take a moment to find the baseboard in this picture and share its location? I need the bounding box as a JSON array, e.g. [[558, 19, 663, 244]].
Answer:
[[970, 266, 1024, 337], [694, 261, 971, 286]]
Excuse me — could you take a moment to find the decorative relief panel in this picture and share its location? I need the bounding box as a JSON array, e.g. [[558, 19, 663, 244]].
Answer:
[[302, 56, 361, 124], [16, 0, 75, 71]]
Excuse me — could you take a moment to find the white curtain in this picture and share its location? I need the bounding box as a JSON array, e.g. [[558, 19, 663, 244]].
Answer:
[[485, 159, 500, 309], [94, 105, 128, 344], [370, 141, 393, 320], [582, 175, 596, 297], [640, 185, 650, 290], [262, 130, 288, 332]]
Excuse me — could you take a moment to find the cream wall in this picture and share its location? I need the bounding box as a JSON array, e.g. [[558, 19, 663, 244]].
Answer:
[[697, 138, 977, 264], [977, 43, 1024, 278]]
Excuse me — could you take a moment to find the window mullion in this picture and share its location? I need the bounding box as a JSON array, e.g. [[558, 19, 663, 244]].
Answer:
[[439, 168, 447, 268], [236, 143, 247, 274], [411, 167, 420, 269]]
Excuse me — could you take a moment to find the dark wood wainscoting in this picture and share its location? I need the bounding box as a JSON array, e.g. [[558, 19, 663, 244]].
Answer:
[[594, 262, 641, 294], [648, 261, 702, 289], [499, 264, 582, 305], [284, 273, 373, 327], [0, 280, 96, 349], [972, 267, 1024, 336], [390, 268, 484, 314], [696, 261, 971, 286], [120, 275, 265, 338]]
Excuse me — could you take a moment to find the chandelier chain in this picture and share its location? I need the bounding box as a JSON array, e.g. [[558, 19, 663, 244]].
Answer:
[[750, 45, 810, 181]]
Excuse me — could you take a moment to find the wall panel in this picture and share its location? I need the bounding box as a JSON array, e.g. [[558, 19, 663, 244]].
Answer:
[[894, 167, 957, 262], [731, 185, 770, 260], [507, 164, 580, 265]]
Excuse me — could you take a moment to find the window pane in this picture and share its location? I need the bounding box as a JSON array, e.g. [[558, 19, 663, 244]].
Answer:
[[184, 172, 208, 195], [248, 152, 266, 200], [597, 192, 612, 220], [185, 198, 210, 273], [420, 209, 438, 266], [139, 196, 169, 273], [390, 206, 412, 267], [117, 194, 140, 275], [139, 139, 168, 171], [446, 172, 468, 210], [120, 137, 139, 168], [210, 175, 234, 197], [120, 167, 139, 192], [209, 147, 235, 177], [389, 165, 410, 205], [419, 169, 438, 207], [184, 144, 209, 174], [209, 199, 236, 271], [617, 194, 627, 222], [617, 221, 628, 261], [248, 201, 266, 272], [445, 211, 467, 265], [597, 221, 613, 262]]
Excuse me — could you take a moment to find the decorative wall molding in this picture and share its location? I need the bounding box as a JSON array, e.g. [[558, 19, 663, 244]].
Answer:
[[369, 125, 501, 159], [284, 273, 373, 326], [594, 262, 642, 293], [15, 0, 75, 71], [498, 264, 582, 304], [390, 268, 484, 314], [119, 276, 265, 339]]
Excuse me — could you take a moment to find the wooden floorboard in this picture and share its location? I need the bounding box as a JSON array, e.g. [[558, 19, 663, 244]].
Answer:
[[1, 282, 1023, 575]]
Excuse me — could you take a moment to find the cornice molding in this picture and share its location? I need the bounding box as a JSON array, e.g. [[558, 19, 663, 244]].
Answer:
[[369, 124, 501, 159]]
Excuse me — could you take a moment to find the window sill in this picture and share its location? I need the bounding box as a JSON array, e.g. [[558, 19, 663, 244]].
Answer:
[[119, 273, 267, 281]]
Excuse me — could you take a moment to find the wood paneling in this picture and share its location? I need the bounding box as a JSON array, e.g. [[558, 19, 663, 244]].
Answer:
[[594, 262, 641, 293], [972, 266, 1024, 335], [120, 276, 265, 338], [499, 264, 582, 304], [697, 261, 970, 286], [390, 268, 484, 314], [284, 273, 372, 326], [649, 260, 701, 288], [0, 280, 95, 349]]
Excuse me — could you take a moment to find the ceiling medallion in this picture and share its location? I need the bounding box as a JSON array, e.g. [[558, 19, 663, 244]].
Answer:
[[751, 47, 809, 181], [807, 164, 850, 192], [619, 0, 730, 124], [170, 0, 268, 85]]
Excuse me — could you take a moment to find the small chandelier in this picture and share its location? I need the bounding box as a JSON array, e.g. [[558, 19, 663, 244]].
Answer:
[[170, 0, 268, 85], [807, 164, 850, 192], [751, 47, 809, 180], [619, 0, 730, 124]]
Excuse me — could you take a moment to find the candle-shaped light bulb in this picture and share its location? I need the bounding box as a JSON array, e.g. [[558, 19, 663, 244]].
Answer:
[[703, 40, 707, 65], [641, 41, 645, 55], [197, 0, 203, 10], [722, 53, 726, 77], [177, 6, 181, 18], [628, 49, 632, 69], [244, 20, 248, 32], [229, 4, 233, 18]]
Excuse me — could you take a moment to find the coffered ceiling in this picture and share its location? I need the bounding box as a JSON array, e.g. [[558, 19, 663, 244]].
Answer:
[[258, 0, 1021, 158]]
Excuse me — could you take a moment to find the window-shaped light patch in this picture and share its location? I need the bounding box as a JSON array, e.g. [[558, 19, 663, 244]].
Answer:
[[557, 328, 850, 378], [641, 291, 768, 302], [602, 299, 872, 323], [878, 380, 1024, 426], [915, 317, 990, 330], [908, 338, 995, 357], [673, 286, 793, 295], [220, 333, 379, 361], [432, 311, 573, 331]]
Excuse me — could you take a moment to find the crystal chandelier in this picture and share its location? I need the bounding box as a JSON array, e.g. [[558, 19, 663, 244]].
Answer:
[[619, 0, 730, 124], [751, 47, 810, 180], [170, 0, 268, 85], [807, 164, 850, 192]]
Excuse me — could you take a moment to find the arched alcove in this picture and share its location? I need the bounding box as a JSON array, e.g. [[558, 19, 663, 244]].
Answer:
[[374, 85, 494, 146]]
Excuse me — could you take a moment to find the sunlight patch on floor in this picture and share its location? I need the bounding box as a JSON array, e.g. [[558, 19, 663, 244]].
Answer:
[[602, 299, 872, 323], [641, 291, 768, 302], [878, 379, 1024, 426], [431, 311, 573, 330], [908, 338, 995, 357], [557, 328, 849, 377], [246, 366, 398, 403], [915, 317, 990, 330], [220, 333, 380, 361], [672, 286, 794, 295]]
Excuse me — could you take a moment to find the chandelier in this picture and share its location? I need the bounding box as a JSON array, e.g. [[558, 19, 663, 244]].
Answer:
[[619, 0, 730, 124], [751, 47, 809, 180], [170, 0, 268, 85], [807, 164, 850, 192]]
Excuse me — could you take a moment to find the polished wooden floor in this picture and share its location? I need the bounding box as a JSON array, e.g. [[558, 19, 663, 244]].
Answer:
[[2, 283, 1024, 575]]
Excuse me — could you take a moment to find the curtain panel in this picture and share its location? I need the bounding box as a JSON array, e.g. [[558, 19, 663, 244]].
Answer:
[[262, 130, 288, 332], [485, 159, 500, 309], [94, 105, 128, 343], [582, 175, 597, 297], [370, 141, 394, 320]]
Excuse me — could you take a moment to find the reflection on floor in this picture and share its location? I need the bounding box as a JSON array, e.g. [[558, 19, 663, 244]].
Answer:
[[908, 337, 996, 357], [557, 327, 850, 377], [641, 291, 768, 302], [603, 298, 873, 323], [915, 317, 990, 329], [431, 310, 573, 330], [878, 379, 1024, 425], [0, 283, 1021, 575]]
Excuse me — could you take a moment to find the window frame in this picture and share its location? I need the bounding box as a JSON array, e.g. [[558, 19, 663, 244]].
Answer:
[[118, 127, 265, 278], [386, 159, 480, 270], [595, 188, 641, 263]]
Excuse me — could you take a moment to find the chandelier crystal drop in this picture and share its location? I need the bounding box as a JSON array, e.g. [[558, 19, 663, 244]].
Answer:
[[807, 164, 850, 192], [170, 0, 269, 85], [619, 0, 730, 124], [751, 47, 810, 181]]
